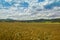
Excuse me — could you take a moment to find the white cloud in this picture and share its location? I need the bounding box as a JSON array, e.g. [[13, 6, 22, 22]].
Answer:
[[0, 0, 60, 20], [5, 0, 12, 2]]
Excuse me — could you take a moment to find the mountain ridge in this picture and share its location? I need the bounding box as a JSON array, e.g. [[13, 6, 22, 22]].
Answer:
[[0, 18, 60, 22]]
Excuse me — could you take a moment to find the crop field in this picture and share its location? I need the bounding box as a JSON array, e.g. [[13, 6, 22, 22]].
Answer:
[[0, 22, 60, 40]]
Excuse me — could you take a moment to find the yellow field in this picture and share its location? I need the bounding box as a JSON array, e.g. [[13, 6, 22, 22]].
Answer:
[[0, 22, 60, 40]]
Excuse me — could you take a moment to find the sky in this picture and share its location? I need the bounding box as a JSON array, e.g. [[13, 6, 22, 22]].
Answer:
[[0, 0, 60, 20]]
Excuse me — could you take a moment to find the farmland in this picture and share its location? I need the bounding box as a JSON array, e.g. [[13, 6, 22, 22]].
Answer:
[[0, 22, 60, 40]]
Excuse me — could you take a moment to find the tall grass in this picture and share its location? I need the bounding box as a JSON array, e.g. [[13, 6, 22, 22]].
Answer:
[[0, 22, 60, 40]]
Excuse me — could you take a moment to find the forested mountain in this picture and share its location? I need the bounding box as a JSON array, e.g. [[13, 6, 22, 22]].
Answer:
[[0, 18, 60, 22]]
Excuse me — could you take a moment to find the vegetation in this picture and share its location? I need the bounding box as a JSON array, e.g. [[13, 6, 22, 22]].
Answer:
[[0, 22, 60, 40], [0, 18, 60, 22]]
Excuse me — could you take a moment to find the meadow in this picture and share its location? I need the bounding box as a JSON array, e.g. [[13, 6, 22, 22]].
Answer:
[[0, 22, 60, 40]]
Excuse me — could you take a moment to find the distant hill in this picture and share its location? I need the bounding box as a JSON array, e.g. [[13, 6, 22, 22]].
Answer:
[[0, 18, 60, 22]]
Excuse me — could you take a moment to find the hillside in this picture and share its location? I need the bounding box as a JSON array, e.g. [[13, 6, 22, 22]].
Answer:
[[0, 18, 60, 22]]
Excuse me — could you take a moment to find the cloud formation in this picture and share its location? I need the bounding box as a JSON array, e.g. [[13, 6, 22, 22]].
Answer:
[[0, 0, 60, 20]]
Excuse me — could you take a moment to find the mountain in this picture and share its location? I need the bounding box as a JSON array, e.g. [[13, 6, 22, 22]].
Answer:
[[0, 18, 60, 22]]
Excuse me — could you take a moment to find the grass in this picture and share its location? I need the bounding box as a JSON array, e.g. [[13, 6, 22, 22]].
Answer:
[[0, 22, 60, 40]]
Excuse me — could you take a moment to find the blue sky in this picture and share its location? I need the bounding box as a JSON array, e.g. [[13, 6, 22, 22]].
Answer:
[[0, 0, 29, 8], [38, 0, 45, 2], [0, 0, 60, 20], [0, 0, 60, 9]]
